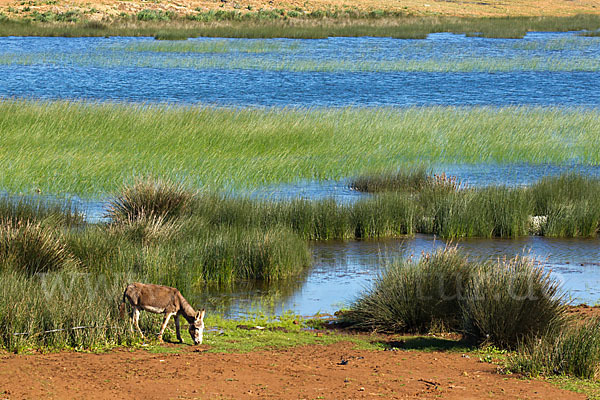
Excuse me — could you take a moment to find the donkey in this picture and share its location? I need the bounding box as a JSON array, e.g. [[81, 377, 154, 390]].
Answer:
[[119, 282, 205, 344]]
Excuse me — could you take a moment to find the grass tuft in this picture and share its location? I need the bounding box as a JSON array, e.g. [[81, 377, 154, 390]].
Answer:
[[0, 220, 77, 275], [343, 248, 567, 349], [340, 247, 473, 333], [461, 256, 567, 349], [106, 176, 196, 223]]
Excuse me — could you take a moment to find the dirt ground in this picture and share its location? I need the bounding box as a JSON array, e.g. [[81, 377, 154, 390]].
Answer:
[[0, 0, 599, 22], [0, 340, 586, 400]]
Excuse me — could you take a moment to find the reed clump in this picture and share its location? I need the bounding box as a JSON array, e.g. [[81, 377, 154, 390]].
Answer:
[[0, 269, 135, 352], [342, 248, 568, 349], [106, 176, 196, 223], [528, 173, 600, 237], [0, 220, 78, 275], [461, 256, 567, 349], [0, 195, 83, 227], [350, 170, 464, 193], [340, 247, 473, 333]]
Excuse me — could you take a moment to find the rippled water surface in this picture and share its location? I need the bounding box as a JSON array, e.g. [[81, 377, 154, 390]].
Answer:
[[193, 235, 600, 317], [2, 32, 600, 106]]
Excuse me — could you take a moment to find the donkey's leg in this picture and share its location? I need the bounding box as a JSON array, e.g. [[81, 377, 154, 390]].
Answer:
[[174, 314, 183, 343], [157, 312, 175, 342], [132, 308, 144, 339]]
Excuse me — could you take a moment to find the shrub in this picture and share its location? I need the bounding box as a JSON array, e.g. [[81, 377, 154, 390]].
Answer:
[[136, 9, 171, 21], [510, 318, 600, 380], [461, 256, 567, 349]]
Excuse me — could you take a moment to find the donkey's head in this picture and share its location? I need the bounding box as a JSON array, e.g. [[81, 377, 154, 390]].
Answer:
[[188, 309, 205, 345]]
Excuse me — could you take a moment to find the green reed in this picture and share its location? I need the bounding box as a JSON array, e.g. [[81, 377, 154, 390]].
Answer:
[[2, 101, 600, 197]]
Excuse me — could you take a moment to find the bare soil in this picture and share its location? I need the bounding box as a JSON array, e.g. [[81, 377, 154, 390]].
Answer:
[[0, 339, 586, 399], [1, 0, 599, 21]]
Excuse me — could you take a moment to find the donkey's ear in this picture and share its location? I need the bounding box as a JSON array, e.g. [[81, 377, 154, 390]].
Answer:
[[196, 309, 205, 321]]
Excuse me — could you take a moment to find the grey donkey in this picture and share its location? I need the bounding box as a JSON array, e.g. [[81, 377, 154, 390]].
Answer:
[[119, 282, 205, 344]]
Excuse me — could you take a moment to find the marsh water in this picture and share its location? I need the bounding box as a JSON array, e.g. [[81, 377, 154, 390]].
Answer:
[[1, 32, 600, 106], [3, 30, 600, 314], [198, 235, 600, 318]]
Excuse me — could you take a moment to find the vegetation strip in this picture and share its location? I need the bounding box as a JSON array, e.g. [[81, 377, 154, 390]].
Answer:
[[2, 100, 600, 196], [4, 51, 600, 72], [0, 14, 600, 39]]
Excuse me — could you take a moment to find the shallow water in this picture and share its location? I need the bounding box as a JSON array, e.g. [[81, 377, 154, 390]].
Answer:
[[1, 32, 600, 106], [191, 235, 600, 317]]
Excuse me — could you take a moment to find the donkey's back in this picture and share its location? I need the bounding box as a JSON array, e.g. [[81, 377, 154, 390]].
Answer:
[[122, 282, 183, 314]]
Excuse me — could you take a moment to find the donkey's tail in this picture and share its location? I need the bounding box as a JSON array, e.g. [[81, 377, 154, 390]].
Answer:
[[119, 286, 129, 319]]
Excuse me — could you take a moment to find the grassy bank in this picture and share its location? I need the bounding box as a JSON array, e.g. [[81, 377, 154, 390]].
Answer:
[[2, 101, 600, 197], [0, 14, 599, 39]]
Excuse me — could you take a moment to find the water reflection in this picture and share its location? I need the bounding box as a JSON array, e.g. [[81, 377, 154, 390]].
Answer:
[[189, 235, 600, 317]]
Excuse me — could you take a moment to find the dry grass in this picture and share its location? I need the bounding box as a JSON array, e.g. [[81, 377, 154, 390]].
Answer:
[[2, 0, 600, 21]]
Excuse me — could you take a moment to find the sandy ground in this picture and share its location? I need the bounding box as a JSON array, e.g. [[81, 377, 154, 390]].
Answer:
[[0, 340, 586, 400], [0, 0, 599, 21]]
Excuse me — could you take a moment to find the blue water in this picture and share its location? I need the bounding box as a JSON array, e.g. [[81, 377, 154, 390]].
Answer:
[[1, 32, 600, 106], [201, 236, 600, 317]]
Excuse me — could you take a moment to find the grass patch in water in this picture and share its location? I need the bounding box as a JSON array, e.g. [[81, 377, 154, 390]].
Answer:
[[3, 50, 600, 72], [2, 101, 600, 197], [124, 39, 291, 53]]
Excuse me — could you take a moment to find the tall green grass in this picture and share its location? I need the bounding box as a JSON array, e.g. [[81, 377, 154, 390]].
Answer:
[[0, 269, 135, 352], [2, 101, 600, 197], [1, 14, 600, 39]]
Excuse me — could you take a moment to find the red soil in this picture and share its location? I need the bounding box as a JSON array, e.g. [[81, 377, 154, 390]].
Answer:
[[0, 340, 584, 399]]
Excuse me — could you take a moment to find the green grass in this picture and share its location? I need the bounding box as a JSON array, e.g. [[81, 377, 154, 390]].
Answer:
[[1, 14, 600, 39], [2, 101, 600, 197]]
